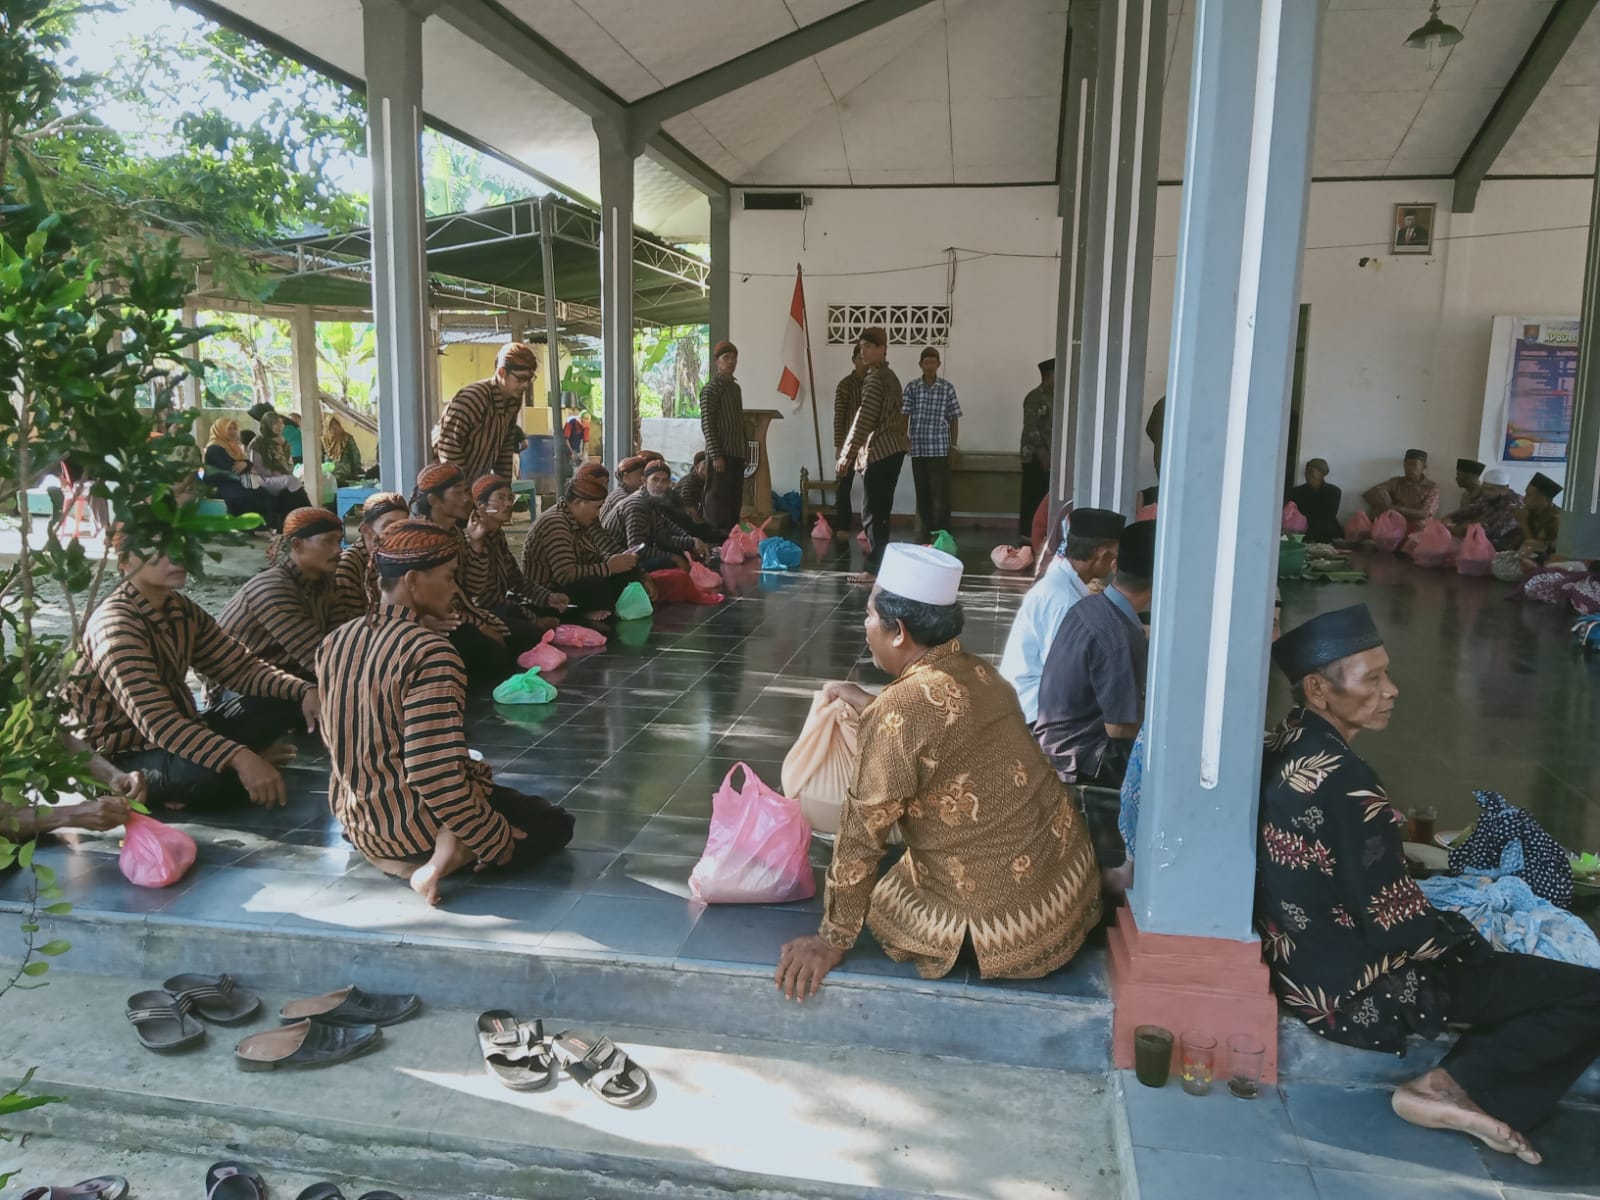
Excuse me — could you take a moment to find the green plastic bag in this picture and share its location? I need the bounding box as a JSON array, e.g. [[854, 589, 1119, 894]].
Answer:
[[930, 530, 958, 556], [493, 666, 558, 705], [616, 580, 654, 621]]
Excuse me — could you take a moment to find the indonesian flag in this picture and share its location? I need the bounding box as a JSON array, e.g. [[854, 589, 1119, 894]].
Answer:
[[776, 266, 808, 412]]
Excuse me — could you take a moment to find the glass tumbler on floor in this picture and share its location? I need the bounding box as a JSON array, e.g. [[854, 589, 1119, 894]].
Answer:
[[1133, 1025, 1174, 1088], [1226, 1035, 1265, 1099], [1179, 1031, 1216, 1096]]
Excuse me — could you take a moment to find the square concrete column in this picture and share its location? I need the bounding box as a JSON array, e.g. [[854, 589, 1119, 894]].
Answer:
[[709, 193, 731, 352], [1557, 119, 1600, 560], [595, 121, 637, 469], [1109, 0, 1325, 1085], [1071, 0, 1166, 514], [361, 0, 431, 494]]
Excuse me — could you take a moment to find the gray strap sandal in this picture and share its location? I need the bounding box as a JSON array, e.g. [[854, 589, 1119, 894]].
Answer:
[[125, 990, 204, 1052], [477, 1011, 555, 1091], [164, 973, 261, 1024], [553, 1028, 651, 1108]]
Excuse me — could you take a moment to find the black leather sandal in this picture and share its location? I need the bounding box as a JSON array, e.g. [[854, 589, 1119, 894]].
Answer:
[[234, 1019, 381, 1070]]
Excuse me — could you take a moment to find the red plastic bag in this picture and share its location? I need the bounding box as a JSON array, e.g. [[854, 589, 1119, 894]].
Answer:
[[811, 514, 834, 541], [518, 629, 567, 672], [552, 623, 606, 648], [118, 812, 197, 888], [989, 544, 1035, 572], [649, 568, 723, 605], [1344, 511, 1373, 542], [688, 561, 721, 591], [1457, 523, 1495, 576], [689, 763, 815, 905], [1372, 509, 1407, 553], [1281, 502, 1308, 534], [1413, 518, 1453, 568]]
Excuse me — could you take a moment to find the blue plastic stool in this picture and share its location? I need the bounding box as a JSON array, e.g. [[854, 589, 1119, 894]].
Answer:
[[335, 485, 381, 520]]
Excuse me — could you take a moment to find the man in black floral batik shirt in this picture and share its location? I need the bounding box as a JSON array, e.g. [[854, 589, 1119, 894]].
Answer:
[[1260, 603, 1600, 1167]]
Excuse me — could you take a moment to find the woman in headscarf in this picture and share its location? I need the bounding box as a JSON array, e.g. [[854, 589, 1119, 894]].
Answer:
[[520, 464, 639, 624], [250, 411, 312, 520], [325, 417, 365, 485], [203, 418, 276, 527]]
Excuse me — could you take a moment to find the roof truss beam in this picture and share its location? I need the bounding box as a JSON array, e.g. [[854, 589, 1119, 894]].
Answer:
[[1451, 0, 1599, 213], [627, 0, 938, 128]]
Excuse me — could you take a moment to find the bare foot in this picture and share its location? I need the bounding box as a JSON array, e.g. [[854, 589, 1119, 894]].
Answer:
[[580, 610, 612, 622], [846, 571, 875, 586], [260, 741, 298, 767], [1393, 1070, 1542, 1165], [410, 862, 445, 906]]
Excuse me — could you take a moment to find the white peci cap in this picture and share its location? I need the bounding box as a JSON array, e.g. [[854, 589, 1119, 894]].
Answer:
[[877, 543, 963, 606], [1481, 466, 1511, 486]]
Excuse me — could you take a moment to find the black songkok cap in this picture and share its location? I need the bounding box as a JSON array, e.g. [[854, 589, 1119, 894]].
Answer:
[[1272, 603, 1383, 682], [1068, 507, 1125, 541], [1038, 358, 1055, 374], [1456, 459, 1484, 476], [1404, 448, 1427, 463], [1141, 485, 1159, 506], [1529, 471, 1563, 500], [1118, 520, 1157, 578]]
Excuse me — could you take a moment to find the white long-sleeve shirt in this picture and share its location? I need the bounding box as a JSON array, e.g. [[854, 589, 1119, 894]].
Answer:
[[999, 558, 1094, 723]]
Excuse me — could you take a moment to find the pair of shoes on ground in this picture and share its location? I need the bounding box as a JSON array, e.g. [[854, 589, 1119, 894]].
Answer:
[[477, 1011, 651, 1108], [208, 1162, 405, 1200], [125, 976, 418, 1070], [21, 1177, 127, 1200], [295, 1184, 403, 1200]]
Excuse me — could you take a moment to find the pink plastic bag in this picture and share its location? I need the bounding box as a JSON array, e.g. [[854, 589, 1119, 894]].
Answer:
[[1372, 509, 1407, 553], [551, 623, 606, 648], [989, 544, 1035, 572], [1457, 523, 1495, 576], [689, 763, 815, 905], [1344, 511, 1373, 542], [753, 516, 773, 544], [1413, 518, 1453, 568], [688, 561, 722, 591], [518, 629, 568, 672], [118, 812, 197, 888], [1282, 502, 1308, 534], [811, 514, 834, 541], [720, 532, 747, 564]]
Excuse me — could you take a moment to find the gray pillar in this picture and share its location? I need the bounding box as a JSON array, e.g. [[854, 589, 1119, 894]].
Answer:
[[539, 195, 568, 489], [595, 120, 637, 470], [1130, 0, 1323, 941], [289, 308, 325, 507], [1072, 0, 1166, 515], [1049, 1, 1099, 523], [362, 0, 430, 494], [1558, 119, 1600, 560], [709, 193, 731, 350]]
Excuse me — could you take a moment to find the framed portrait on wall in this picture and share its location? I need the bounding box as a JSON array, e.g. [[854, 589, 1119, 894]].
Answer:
[[1392, 203, 1435, 254]]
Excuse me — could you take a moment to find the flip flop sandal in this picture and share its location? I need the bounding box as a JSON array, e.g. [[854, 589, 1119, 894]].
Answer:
[[294, 1187, 346, 1200], [279, 986, 420, 1027], [355, 1193, 404, 1200], [552, 1027, 652, 1108], [20, 1177, 130, 1200], [205, 1162, 266, 1200], [234, 1019, 382, 1071], [125, 990, 204, 1052], [163, 973, 261, 1024], [476, 1011, 556, 1092]]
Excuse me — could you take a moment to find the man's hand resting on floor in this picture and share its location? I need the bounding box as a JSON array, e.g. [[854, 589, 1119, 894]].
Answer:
[[230, 748, 287, 808], [775, 935, 846, 1001]]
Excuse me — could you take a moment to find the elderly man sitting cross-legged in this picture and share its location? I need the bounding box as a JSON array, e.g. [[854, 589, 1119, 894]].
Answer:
[[65, 540, 320, 812], [1261, 603, 1600, 1166], [775, 544, 1102, 999], [315, 521, 575, 905]]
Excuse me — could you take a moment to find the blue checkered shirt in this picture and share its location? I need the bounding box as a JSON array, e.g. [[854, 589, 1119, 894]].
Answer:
[[901, 377, 961, 457]]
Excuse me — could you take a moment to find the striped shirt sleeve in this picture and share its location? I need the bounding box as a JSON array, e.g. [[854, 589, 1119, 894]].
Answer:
[[401, 644, 513, 862], [244, 570, 326, 676], [436, 382, 490, 472], [523, 509, 609, 586], [189, 603, 313, 706]]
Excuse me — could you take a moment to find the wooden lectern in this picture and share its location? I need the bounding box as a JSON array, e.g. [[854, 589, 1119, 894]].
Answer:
[[740, 409, 784, 522]]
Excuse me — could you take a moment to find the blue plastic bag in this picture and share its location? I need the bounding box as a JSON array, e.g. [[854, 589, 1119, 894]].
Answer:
[[771, 491, 803, 526], [759, 538, 802, 571]]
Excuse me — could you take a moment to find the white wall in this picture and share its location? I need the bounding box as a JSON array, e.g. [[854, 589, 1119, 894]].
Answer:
[[728, 178, 1592, 522]]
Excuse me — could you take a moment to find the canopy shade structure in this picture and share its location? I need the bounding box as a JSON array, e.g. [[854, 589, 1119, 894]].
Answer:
[[260, 196, 711, 331]]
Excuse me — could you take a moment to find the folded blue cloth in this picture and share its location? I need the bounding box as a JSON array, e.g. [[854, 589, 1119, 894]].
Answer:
[[1420, 872, 1600, 968]]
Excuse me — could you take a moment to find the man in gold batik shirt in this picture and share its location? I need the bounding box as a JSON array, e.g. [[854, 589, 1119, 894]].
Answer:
[[775, 544, 1102, 999]]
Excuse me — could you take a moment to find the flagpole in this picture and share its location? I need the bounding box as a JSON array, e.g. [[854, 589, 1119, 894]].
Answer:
[[798, 264, 825, 479]]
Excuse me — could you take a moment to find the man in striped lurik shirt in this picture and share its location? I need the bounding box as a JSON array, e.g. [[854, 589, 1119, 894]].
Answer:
[[315, 522, 574, 905], [433, 341, 536, 480], [216, 507, 346, 682], [698, 341, 747, 533], [65, 541, 321, 812]]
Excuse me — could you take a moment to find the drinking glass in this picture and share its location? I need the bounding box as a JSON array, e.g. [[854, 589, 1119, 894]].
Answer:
[[1226, 1035, 1265, 1099], [1133, 1025, 1174, 1088], [1179, 1031, 1216, 1096]]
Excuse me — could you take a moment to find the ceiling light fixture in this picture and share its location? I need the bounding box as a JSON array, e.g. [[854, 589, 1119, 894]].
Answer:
[[1405, 1, 1464, 71]]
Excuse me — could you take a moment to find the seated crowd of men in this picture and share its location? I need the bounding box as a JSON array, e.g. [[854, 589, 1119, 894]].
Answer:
[[32, 332, 1596, 1164], [1359, 449, 1563, 558]]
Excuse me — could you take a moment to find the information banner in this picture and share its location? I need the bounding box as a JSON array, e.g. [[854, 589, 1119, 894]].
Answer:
[[1501, 320, 1579, 464]]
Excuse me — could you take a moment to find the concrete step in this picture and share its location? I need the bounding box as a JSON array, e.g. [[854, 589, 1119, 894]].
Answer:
[[1277, 1013, 1600, 1105], [2, 970, 1121, 1200], [11, 903, 1113, 1076]]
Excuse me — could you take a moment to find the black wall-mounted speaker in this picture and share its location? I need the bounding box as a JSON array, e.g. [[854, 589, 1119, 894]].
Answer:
[[742, 192, 808, 211]]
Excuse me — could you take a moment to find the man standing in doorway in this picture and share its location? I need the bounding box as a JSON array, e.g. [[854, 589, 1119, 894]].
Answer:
[[435, 342, 535, 480], [902, 348, 960, 540], [1019, 359, 1053, 538], [699, 341, 747, 533], [839, 327, 908, 585], [832, 345, 867, 534]]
